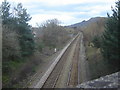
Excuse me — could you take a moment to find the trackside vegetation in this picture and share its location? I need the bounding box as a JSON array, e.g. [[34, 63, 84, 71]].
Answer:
[[100, 1, 120, 71], [1, 0, 75, 88]]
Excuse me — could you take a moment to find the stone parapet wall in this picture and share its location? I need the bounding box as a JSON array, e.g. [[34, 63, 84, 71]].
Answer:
[[77, 72, 120, 89]]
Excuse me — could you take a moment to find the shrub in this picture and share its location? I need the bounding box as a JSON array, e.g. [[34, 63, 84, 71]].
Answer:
[[92, 35, 101, 48]]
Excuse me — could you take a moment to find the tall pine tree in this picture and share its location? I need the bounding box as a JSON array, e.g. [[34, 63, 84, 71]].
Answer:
[[1, 0, 11, 24], [14, 3, 35, 56], [101, 0, 120, 70]]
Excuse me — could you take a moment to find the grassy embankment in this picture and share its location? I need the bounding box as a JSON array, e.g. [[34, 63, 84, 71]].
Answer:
[[80, 17, 114, 80]]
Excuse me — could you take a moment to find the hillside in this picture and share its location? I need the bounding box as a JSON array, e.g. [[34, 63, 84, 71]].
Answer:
[[68, 17, 107, 42], [68, 17, 107, 29]]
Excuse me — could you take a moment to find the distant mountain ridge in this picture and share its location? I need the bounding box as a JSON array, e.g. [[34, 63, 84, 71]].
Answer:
[[67, 17, 107, 28]]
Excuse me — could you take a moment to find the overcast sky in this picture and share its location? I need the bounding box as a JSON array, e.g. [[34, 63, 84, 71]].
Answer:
[[1, 0, 116, 27]]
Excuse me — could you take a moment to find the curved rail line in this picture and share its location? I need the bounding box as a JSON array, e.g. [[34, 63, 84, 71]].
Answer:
[[34, 33, 80, 88], [67, 35, 80, 87]]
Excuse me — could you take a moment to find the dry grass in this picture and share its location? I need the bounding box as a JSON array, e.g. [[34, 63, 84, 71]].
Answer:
[[81, 17, 106, 43], [86, 46, 108, 79]]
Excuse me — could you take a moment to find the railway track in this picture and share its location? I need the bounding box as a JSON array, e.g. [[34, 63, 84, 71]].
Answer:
[[67, 35, 80, 87], [34, 33, 81, 88]]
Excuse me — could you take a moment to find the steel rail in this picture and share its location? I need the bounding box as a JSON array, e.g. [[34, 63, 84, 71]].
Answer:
[[34, 34, 79, 88]]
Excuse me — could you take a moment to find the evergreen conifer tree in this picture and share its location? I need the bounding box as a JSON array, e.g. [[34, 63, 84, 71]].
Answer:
[[1, 0, 11, 24], [14, 3, 35, 56], [101, 1, 120, 70]]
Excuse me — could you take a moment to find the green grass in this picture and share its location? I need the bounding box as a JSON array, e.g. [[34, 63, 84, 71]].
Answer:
[[9, 60, 24, 71], [2, 75, 10, 84], [31, 65, 36, 73], [86, 46, 97, 58]]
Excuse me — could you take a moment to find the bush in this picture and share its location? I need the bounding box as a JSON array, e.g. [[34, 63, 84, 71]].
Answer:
[[92, 35, 101, 48], [41, 19, 70, 48], [38, 42, 45, 52], [2, 25, 21, 61]]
